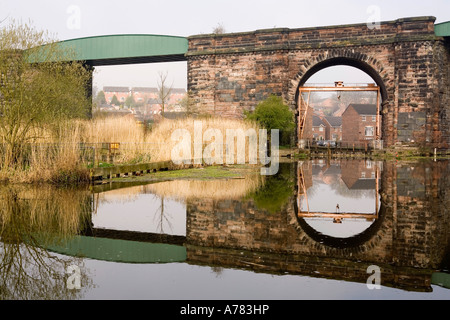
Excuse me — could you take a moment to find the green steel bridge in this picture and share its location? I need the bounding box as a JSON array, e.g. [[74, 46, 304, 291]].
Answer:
[[28, 34, 188, 66]]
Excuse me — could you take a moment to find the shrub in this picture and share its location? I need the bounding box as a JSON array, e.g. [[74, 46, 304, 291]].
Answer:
[[245, 95, 295, 146]]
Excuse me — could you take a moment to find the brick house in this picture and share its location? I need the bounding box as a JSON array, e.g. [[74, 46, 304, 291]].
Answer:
[[342, 104, 379, 143], [131, 87, 159, 105], [103, 86, 130, 105], [169, 88, 187, 105], [102, 86, 186, 112], [341, 159, 378, 190], [323, 116, 342, 141], [312, 115, 327, 141]]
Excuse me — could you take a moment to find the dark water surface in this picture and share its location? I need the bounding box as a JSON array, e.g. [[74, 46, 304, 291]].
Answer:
[[1, 159, 450, 300]]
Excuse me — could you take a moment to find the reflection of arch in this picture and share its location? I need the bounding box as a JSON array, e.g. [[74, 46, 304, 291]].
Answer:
[[293, 197, 387, 251]]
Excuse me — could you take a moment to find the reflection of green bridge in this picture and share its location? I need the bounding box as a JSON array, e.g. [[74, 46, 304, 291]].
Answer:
[[45, 229, 186, 264]]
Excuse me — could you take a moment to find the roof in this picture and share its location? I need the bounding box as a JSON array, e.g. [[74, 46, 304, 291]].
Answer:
[[324, 116, 342, 127], [171, 88, 187, 94], [132, 87, 158, 93], [312, 115, 327, 127], [347, 104, 377, 116], [348, 179, 377, 190], [103, 86, 129, 92], [148, 98, 161, 104]]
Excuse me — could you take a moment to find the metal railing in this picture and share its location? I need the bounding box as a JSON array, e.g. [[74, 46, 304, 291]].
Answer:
[[300, 139, 384, 152]]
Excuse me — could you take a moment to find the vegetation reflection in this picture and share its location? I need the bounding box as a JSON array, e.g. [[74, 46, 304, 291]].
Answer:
[[0, 184, 93, 299]]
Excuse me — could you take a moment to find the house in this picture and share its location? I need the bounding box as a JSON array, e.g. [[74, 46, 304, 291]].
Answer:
[[169, 88, 187, 105], [311, 115, 327, 141], [103, 86, 130, 105], [342, 104, 379, 143], [341, 159, 378, 190], [323, 116, 342, 141], [131, 87, 159, 104]]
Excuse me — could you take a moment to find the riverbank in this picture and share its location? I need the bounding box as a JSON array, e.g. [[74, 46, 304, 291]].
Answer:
[[289, 146, 450, 161], [91, 162, 261, 184]]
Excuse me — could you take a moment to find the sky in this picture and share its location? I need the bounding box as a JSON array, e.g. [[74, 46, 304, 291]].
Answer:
[[2, 0, 450, 91]]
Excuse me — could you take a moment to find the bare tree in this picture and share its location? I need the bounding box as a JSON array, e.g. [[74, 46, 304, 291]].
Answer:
[[180, 90, 200, 116], [157, 71, 173, 116], [212, 23, 226, 34], [0, 20, 91, 168]]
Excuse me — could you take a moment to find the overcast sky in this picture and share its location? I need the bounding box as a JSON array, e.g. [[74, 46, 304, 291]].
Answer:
[[2, 0, 450, 91]]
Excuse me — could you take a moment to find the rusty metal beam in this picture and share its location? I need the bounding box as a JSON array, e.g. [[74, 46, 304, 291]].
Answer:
[[298, 212, 378, 220], [299, 87, 380, 92]]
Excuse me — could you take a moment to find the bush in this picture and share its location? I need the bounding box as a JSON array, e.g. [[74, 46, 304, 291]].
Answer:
[[245, 95, 295, 146]]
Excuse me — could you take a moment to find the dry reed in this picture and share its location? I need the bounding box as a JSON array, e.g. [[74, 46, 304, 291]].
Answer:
[[0, 115, 262, 183]]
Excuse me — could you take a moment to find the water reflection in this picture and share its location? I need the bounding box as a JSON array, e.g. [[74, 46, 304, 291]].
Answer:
[[185, 159, 450, 293], [0, 184, 93, 299], [0, 158, 449, 299], [298, 159, 381, 239]]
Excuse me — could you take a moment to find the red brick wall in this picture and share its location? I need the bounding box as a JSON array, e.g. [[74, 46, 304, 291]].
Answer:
[[342, 107, 377, 143]]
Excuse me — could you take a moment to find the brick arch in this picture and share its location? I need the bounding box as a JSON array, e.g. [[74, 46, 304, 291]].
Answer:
[[287, 49, 392, 111]]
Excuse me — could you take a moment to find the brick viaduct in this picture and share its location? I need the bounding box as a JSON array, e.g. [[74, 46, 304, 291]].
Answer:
[[187, 16, 450, 149]]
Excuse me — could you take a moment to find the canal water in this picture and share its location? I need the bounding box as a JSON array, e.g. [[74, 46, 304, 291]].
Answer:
[[1, 159, 450, 301]]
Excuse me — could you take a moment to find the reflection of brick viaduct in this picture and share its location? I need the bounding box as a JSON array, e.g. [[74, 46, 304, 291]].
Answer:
[[187, 17, 450, 149], [185, 161, 450, 292]]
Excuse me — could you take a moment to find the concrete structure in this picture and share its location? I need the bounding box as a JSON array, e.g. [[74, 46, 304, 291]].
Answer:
[[187, 16, 450, 150]]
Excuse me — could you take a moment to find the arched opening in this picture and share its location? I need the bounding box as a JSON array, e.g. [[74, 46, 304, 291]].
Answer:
[[294, 57, 388, 150], [296, 57, 388, 101]]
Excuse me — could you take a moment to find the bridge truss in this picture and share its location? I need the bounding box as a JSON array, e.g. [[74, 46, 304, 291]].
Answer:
[[297, 82, 381, 148]]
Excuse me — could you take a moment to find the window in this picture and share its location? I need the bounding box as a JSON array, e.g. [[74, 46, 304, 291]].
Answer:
[[361, 116, 366, 122], [372, 116, 376, 122], [365, 126, 374, 137], [319, 126, 324, 132]]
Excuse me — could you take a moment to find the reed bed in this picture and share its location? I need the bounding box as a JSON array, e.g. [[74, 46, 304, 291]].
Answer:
[[0, 115, 262, 184]]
